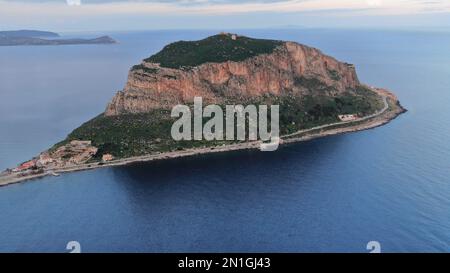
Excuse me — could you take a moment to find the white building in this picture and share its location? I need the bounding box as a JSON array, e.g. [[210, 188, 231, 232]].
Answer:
[[338, 114, 358, 122]]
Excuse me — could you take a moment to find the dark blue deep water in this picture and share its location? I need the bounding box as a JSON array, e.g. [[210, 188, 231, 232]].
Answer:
[[0, 29, 449, 252]]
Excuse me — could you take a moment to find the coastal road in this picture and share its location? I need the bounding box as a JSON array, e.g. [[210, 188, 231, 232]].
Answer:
[[0, 93, 390, 187], [282, 94, 389, 139]]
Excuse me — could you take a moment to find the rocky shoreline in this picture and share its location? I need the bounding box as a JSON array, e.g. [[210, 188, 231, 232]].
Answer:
[[0, 88, 406, 187]]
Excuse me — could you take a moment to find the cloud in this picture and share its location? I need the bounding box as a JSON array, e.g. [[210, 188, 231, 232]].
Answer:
[[1, 0, 449, 31], [66, 0, 81, 6], [2, 0, 450, 16], [366, 0, 382, 7]]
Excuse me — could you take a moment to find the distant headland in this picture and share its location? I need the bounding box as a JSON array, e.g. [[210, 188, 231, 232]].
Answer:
[[0, 29, 116, 46]]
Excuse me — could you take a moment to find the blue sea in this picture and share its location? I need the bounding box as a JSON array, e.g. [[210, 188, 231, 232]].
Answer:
[[0, 29, 449, 253]]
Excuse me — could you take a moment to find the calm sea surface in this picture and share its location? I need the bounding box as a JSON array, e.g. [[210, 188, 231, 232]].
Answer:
[[0, 29, 449, 252]]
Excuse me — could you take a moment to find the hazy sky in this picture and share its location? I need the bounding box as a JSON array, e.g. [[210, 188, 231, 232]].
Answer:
[[1, 0, 450, 32]]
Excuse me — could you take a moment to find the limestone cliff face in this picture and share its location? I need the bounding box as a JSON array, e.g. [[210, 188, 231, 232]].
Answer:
[[105, 40, 360, 116]]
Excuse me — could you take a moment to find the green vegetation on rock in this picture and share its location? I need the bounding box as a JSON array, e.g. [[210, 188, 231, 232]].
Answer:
[[59, 86, 383, 159], [277, 86, 384, 134], [52, 34, 385, 160], [294, 76, 331, 92], [144, 34, 283, 69], [131, 64, 159, 73], [327, 69, 341, 81]]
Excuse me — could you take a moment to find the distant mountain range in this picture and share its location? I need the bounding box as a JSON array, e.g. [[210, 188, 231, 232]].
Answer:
[[0, 30, 60, 38], [0, 30, 116, 46]]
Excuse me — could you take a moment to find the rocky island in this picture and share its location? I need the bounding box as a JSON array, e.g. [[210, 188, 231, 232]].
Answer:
[[0, 30, 116, 46], [0, 33, 405, 186]]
